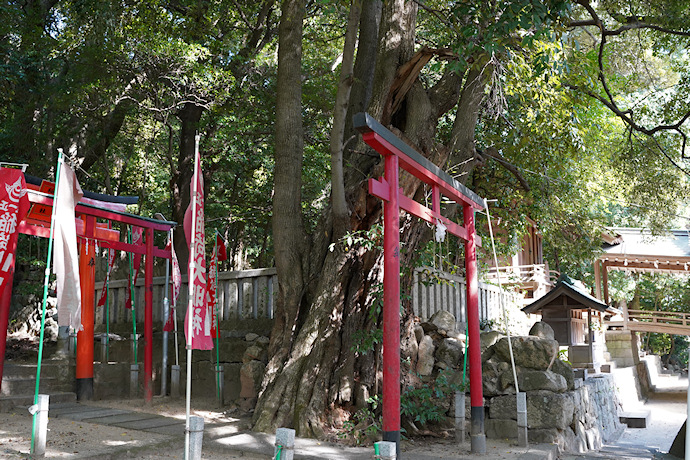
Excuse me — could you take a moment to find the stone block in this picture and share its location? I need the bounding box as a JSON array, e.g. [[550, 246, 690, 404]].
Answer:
[[240, 360, 265, 398], [528, 428, 560, 444], [515, 369, 567, 393], [551, 359, 575, 390], [489, 394, 517, 420], [416, 335, 435, 376], [573, 369, 587, 380], [485, 418, 517, 439], [435, 337, 464, 369], [243, 344, 267, 363], [493, 337, 559, 370], [429, 310, 457, 332], [529, 322, 555, 340], [527, 390, 575, 430]]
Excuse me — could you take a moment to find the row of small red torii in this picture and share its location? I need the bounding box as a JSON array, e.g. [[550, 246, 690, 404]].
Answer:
[[0, 169, 176, 402], [355, 113, 486, 456]]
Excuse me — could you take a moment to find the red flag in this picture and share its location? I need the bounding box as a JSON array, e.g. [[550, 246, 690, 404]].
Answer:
[[163, 237, 181, 332], [0, 169, 30, 302], [53, 162, 84, 331], [216, 234, 227, 261], [183, 152, 213, 350], [125, 226, 143, 310], [97, 246, 115, 307]]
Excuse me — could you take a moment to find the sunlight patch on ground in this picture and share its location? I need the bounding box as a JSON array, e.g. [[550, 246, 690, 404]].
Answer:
[[102, 439, 138, 446]]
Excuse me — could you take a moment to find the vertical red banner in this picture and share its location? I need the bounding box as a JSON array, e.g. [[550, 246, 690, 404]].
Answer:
[[0, 168, 30, 386], [183, 153, 213, 350], [0, 169, 30, 297]]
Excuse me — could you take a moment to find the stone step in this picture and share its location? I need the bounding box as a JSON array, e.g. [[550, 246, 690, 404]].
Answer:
[[0, 392, 77, 413], [600, 362, 617, 373], [2, 375, 75, 395], [2, 362, 70, 378], [619, 410, 651, 428]]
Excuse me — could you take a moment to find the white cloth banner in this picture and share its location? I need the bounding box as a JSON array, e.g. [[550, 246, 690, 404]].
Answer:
[[53, 163, 84, 331]]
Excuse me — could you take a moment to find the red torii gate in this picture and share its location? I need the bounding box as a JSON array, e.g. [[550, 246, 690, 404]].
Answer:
[[354, 113, 486, 456], [1, 176, 175, 402]]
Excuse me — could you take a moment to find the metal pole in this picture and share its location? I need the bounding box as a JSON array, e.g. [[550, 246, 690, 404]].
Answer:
[[31, 150, 64, 454], [161, 228, 171, 396], [144, 227, 154, 402], [185, 134, 201, 460], [382, 153, 401, 458], [464, 204, 486, 454]]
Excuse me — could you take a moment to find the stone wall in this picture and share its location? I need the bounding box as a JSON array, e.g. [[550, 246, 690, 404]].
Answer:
[[605, 330, 638, 368], [481, 323, 624, 453]]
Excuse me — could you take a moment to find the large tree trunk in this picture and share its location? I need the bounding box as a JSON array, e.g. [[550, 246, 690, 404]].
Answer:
[[171, 102, 205, 271], [255, 0, 491, 438]]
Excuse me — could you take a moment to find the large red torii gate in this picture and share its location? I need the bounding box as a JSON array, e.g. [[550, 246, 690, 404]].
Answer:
[[354, 113, 486, 456], [1, 175, 175, 402]]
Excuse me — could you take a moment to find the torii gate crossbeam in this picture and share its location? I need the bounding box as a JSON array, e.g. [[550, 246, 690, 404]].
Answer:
[[354, 113, 487, 456]]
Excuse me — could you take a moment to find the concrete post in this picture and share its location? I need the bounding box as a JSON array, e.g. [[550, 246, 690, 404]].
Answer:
[[455, 391, 466, 442], [214, 365, 224, 407], [131, 333, 139, 363], [171, 365, 181, 398], [55, 326, 70, 360], [187, 415, 204, 460], [68, 331, 77, 359], [517, 392, 528, 447], [130, 364, 139, 398], [30, 394, 50, 457], [100, 334, 108, 363], [275, 428, 295, 460], [375, 441, 396, 459]]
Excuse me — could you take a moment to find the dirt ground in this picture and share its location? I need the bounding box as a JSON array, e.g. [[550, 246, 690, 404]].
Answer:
[[0, 395, 539, 459]]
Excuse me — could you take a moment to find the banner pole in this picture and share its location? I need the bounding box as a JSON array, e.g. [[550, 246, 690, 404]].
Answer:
[[105, 251, 110, 362], [31, 149, 65, 454], [128, 227, 138, 362], [172, 227, 180, 368], [214, 232, 221, 403], [185, 134, 201, 460], [161, 228, 171, 396]]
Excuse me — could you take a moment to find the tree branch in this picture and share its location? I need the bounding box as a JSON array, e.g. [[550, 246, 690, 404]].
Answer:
[[478, 146, 531, 192]]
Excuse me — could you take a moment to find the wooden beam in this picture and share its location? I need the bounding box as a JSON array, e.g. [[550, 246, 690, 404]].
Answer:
[[594, 260, 602, 300]]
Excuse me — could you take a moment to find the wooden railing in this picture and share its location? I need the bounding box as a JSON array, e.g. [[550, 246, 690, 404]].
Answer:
[[483, 264, 560, 286], [94, 268, 277, 327], [412, 267, 536, 335], [607, 309, 690, 336]]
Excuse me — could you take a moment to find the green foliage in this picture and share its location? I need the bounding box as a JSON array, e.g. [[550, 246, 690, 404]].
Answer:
[[329, 224, 384, 253], [338, 395, 381, 445], [401, 369, 465, 426], [350, 328, 382, 355]]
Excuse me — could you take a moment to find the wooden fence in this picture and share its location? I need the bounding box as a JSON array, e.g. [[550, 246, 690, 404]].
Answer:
[[95, 266, 536, 335], [412, 267, 535, 335], [94, 268, 277, 327]]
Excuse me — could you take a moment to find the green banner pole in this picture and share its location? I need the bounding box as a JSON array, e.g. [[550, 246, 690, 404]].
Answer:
[[31, 149, 65, 454]]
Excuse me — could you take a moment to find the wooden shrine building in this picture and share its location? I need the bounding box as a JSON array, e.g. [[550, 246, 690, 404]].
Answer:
[[522, 275, 619, 369]]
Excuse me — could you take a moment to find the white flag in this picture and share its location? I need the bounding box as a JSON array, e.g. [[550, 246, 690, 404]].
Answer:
[[53, 163, 84, 331]]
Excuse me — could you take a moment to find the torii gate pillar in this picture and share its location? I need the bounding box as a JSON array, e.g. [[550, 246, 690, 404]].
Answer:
[[76, 215, 96, 400]]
